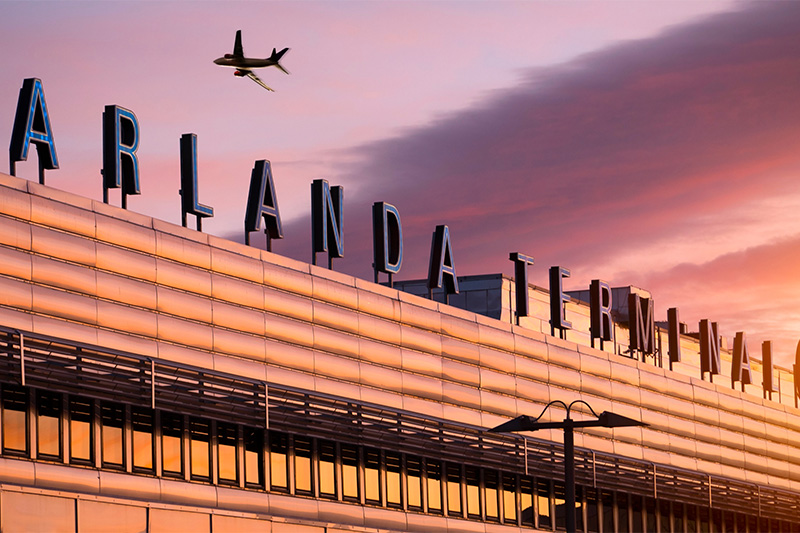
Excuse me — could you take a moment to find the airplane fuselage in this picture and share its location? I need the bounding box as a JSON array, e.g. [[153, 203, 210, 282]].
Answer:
[[213, 56, 278, 69]]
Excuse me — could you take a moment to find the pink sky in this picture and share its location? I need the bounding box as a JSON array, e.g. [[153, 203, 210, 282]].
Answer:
[[7, 1, 800, 367]]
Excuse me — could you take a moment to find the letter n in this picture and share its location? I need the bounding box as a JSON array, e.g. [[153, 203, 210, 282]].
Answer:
[[311, 179, 344, 267], [699, 319, 721, 380]]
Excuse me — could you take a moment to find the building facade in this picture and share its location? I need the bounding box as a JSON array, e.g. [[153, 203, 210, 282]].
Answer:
[[0, 172, 798, 532]]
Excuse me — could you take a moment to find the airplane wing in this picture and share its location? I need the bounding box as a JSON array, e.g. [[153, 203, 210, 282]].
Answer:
[[246, 71, 274, 92]]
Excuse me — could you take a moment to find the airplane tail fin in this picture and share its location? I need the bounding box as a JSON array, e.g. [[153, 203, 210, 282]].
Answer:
[[270, 47, 290, 75]]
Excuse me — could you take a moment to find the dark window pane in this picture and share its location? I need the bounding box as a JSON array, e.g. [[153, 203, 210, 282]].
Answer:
[[269, 431, 288, 490], [319, 440, 336, 498], [686, 504, 697, 533], [244, 427, 263, 487], [503, 473, 517, 524], [659, 499, 671, 533], [426, 459, 442, 513], [618, 492, 630, 533], [161, 412, 183, 476], [538, 478, 553, 529], [711, 509, 722, 533], [520, 476, 534, 527], [631, 494, 643, 533], [294, 435, 313, 494], [341, 444, 359, 501], [407, 455, 422, 509], [645, 497, 657, 532], [386, 452, 402, 507], [217, 422, 238, 484], [189, 418, 210, 480], [601, 490, 614, 533], [132, 407, 154, 471], [37, 391, 61, 458], [364, 448, 381, 503], [2, 385, 28, 454], [575, 485, 584, 532], [485, 470, 499, 521], [100, 402, 123, 467], [554, 481, 566, 531], [586, 488, 600, 533], [674, 502, 685, 533]]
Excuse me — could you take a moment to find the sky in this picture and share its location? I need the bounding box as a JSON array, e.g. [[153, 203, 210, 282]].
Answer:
[[3, 1, 800, 368]]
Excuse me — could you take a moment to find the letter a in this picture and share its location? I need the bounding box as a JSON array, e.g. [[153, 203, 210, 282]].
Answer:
[[10, 78, 58, 183]]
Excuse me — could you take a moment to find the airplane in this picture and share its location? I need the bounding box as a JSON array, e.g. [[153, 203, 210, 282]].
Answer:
[[214, 30, 289, 92]]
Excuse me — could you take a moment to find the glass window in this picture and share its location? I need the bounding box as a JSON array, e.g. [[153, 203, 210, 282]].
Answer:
[[69, 397, 92, 463], [364, 448, 381, 503], [294, 435, 313, 494], [746, 513, 758, 533], [189, 418, 210, 480], [161, 412, 183, 477], [132, 407, 154, 472], [586, 487, 600, 533], [686, 504, 697, 533], [711, 509, 723, 533], [674, 502, 685, 533], [426, 459, 442, 514], [502, 473, 517, 524], [659, 499, 671, 533], [217, 422, 238, 484], [407, 455, 423, 509], [318, 440, 337, 498], [631, 494, 644, 533], [100, 402, 123, 467], [386, 452, 402, 508], [244, 427, 263, 487], [269, 431, 288, 490], [37, 391, 61, 458], [618, 492, 630, 533], [601, 490, 614, 533], [484, 470, 499, 521], [575, 485, 584, 532], [645, 497, 657, 532], [538, 478, 553, 529], [341, 444, 359, 501], [466, 466, 481, 518], [446, 464, 462, 516], [520, 476, 534, 527], [723, 510, 735, 533], [2, 385, 28, 454], [554, 481, 566, 531]]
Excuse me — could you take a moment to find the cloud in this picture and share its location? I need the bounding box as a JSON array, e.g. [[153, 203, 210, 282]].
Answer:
[[272, 2, 800, 364]]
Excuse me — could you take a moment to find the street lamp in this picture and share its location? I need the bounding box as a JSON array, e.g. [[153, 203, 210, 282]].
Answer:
[[488, 400, 647, 533]]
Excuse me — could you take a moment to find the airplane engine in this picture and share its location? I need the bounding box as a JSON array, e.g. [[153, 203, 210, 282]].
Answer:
[[234, 70, 247, 77]]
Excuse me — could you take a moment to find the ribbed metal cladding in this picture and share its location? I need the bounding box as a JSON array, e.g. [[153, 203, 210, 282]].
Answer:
[[0, 325, 797, 521]]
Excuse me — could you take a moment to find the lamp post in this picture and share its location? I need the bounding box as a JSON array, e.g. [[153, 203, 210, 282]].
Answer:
[[488, 400, 647, 533]]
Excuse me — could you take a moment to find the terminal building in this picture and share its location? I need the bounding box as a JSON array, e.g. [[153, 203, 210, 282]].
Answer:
[[0, 169, 799, 533]]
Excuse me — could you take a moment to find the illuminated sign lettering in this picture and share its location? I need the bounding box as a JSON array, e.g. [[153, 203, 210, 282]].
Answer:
[[311, 179, 344, 268], [628, 294, 655, 357], [372, 202, 403, 286], [10, 78, 58, 184], [731, 331, 752, 391], [590, 279, 613, 348], [549, 266, 572, 336], [428, 224, 458, 300], [179, 134, 214, 231], [699, 319, 721, 381], [102, 105, 140, 208], [510, 252, 534, 323], [667, 307, 681, 367], [245, 160, 283, 251], [762, 341, 777, 400]]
